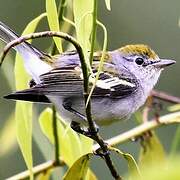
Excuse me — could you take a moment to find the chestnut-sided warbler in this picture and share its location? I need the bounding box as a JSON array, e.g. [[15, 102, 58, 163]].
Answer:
[[0, 21, 176, 126]]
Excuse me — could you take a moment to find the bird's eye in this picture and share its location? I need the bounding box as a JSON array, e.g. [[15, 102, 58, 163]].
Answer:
[[135, 57, 144, 65]]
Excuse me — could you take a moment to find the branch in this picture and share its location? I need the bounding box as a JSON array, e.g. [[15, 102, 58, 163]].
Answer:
[[152, 90, 180, 104], [7, 159, 65, 180], [99, 111, 180, 148]]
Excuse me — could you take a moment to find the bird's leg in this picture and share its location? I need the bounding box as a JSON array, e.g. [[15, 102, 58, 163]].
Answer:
[[63, 99, 99, 139], [70, 121, 99, 139], [63, 99, 87, 122]]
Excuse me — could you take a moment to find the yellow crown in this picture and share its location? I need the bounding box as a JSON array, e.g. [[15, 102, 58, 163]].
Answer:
[[119, 44, 159, 60]]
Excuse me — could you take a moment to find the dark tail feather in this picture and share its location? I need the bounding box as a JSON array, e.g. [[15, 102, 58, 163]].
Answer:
[[4, 90, 50, 103]]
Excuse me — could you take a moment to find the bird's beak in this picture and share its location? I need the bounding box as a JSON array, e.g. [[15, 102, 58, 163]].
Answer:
[[152, 59, 176, 68]]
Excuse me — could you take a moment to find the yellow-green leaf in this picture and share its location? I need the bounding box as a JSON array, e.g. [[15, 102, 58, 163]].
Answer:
[[170, 125, 180, 154], [46, 0, 63, 52], [138, 131, 166, 169], [0, 43, 15, 90], [73, 0, 93, 65], [62, 124, 83, 160], [15, 102, 33, 178], [80, 135, 93, 155], [105, 0, 111, 11], [137, 156, 180, 180], [110, 147, 141, 179], [63, 153, 93, 180], [0, 113, 17, 157], [39, 108, 73, 165], [15, 13, 46, 179], [39, 108, 93, 167], [21, 13, 47, 37], [36, 169, 52, 180], [87, 169, 97, 180], [168, 104, 180, 112]]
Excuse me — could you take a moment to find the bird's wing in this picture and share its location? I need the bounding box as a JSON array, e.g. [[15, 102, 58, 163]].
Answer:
[[4, 60, 138, 102]]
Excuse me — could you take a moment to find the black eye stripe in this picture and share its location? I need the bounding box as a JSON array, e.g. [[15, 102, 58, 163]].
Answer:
[[123, 57, 133, 62]]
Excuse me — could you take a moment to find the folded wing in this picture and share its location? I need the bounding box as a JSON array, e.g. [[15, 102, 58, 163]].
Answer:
[[4, 54, 138, 102]]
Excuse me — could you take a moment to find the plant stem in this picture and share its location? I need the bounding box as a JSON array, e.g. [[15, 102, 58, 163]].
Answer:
[[52, 105, 60, 165], [89, 0, 98, 65]]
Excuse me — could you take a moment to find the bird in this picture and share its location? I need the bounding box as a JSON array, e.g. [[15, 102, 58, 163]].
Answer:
[[0, 21, 176, 131]]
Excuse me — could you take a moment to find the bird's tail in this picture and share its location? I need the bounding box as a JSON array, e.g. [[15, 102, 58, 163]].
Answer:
[[0, 21, 52, 82]]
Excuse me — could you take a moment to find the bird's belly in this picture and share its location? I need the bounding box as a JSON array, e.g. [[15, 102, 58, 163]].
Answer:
[[48, 96, 134, 126]]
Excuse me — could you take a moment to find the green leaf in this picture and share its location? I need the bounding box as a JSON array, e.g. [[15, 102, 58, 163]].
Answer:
[[138, 131, 166, 169], [63, 153, 93, 180], [168, 104, 180, 112], [36, 169, 52, 180], [87, 169, 97, 180], [0, 44, 15, 90], [61, 122, 83, 164], [0, 113, 17, 157], [170, 125, 180, 154], [15, 102, 33, 178], [137, 156, 180, 180], [15, 13, 46, 180], [73, 0, 93, 65], [21, 13, 47, 37], [110, 147, 141, 179], [105, 0, 111, 11], [39, 108, 93, 167], [39, 108, 73, 165], [80, 135, 93, 155], [46, 0, 63, 52]]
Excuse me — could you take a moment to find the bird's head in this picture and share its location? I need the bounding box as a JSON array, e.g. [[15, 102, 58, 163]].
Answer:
[[113, 44, 176, 96]]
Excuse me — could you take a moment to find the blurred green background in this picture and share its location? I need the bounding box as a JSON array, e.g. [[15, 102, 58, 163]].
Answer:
[[0, 0, 180, 179]]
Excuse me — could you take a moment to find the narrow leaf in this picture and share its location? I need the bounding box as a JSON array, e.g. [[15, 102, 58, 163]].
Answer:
[[105, 0, 111, 11], [80, 135, 93, 155], [137, 156, 180, 180], [39, 108, 73, 166], [168, 104, 180, 112], [15, 13, 46, 179], [73, 0, 93, 65], [46, 0, 63, 52], [0, 113, 17, 156], [36, 169, 52, 180], [170, 125, 180, 154], [63, 153, 93, 180], [138, 131, 166, 169], [87, 169, 97, 180], [110, 147, 141, 179], [39, 108, 93, 167]]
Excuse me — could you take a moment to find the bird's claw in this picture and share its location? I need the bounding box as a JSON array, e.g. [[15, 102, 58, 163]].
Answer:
[[70, 121, 99, 140]]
